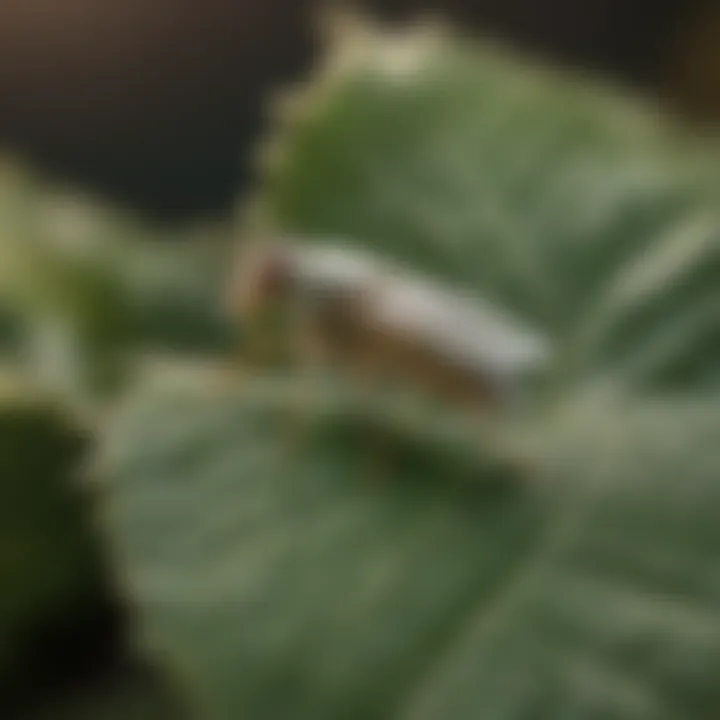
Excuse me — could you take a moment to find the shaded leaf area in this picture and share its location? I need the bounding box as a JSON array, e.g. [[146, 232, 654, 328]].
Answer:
[[117, 240, 235, 356], [259, 34, 720, 393], [0, 160, 236, 402], [25, 662, 186, 720], [0, 384, 113, 693], [0, 306, 22, 358], [102, 374, 720, 720]]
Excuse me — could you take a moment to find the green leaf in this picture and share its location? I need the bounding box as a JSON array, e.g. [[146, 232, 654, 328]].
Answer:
[[101, 375, 720, 720], [101, 23, 720, 720], [0, 160, 235, 403], [114, 237, 236, 356], [255, 26, 720, 393]]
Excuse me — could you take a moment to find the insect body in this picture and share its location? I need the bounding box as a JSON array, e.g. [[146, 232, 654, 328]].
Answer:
[[226, 238, 551, 413]]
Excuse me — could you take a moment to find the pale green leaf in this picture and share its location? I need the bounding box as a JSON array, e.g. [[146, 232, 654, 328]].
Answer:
[[101, 376, 720, 720]]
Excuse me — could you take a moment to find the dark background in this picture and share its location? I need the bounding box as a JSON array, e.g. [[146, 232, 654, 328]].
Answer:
[[0, 0, 716, 222]]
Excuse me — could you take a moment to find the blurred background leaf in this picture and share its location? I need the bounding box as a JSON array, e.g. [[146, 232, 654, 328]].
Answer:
[[0, 160, 235, 409]]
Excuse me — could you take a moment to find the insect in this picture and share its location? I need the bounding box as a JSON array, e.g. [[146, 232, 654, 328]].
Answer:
[[225, 237, 551, 414]]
